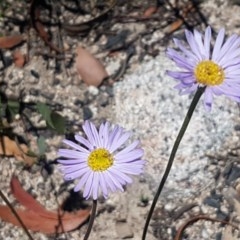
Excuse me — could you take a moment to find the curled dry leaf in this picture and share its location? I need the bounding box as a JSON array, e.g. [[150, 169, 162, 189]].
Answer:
[[0, 35, 25, 49], [0, 136, 36, 166], [164, 3, 194, 34], [13, 50, 27, 68], [76, 46, 108, 86], [143, 6, 159, 17], [0, 176, 90, 234], [30, 1, 62, 53]]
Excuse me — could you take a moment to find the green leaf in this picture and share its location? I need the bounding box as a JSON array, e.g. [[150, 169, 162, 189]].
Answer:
[[37, 136, 47, 156], [50, 112, 66, 134], [7, 100, 20, 118], [36, 102, 55, 129]]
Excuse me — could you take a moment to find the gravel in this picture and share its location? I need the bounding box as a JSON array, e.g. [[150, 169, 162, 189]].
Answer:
[[1, 0, 240, 240]]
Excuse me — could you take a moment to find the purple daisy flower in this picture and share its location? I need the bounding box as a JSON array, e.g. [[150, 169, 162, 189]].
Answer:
[[58, 121, 145, 200], [166, 26, 240, 111]]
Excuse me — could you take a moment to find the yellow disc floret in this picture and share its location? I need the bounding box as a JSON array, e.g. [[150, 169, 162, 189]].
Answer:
[[194, 60, 225, 86], [88, 148, 113, 171]]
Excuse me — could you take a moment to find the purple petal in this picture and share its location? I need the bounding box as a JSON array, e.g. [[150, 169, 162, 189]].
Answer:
[[92, 173, 100, 200], [102, 122, 110, 148], [178, 83, 198, 95], [75, 134, 93, 150], [83, 171, 94, 199], [119, 165, 144, 175], [58, 158, 87, 164], [185, 29, 202, 60], [58, 149, 89, 159], [212, 28, 225, 61], [63, 166, 89, 179], [89, 121, 101, 147], [108, 167, 133, 184], [115, 140, 140, 156], [173, 38, 198, 61], [62, 139, 90, 153], [74, 171, 91, 192], [217, 35, 240, 64], [109, 131, 131, 153], [99, 172, 109, 198], [106, 171, 124, 192], [108, 125, 122, 148], [167, 48, 195, 70], [82, 121, 97, 147], [203, 88, 213, 111], [204, 26, 211, 59], [115, 149, 144, 162], [193, 29, 206, 58]]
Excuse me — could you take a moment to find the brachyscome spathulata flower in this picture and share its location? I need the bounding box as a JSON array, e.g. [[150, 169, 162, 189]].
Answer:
[[166, 26, 240, 111], [58, 121, 145, 200]]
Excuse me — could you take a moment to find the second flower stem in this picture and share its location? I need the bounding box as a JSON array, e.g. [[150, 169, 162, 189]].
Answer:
[[142, 86, 205, 240], [84, 199, 97, 240]]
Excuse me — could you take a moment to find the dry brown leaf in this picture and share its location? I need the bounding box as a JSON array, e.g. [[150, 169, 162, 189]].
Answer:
[[11, 176, 49, 214], [165, 3, 194, 34], [13, 50, 27, 68], [0, 35, 25, 49], [34, 21, 62, 53], [76, 46, 108, 86], [29, 2, 62, 53], [143, 6, 158, 17], [0, 206, 90, 234], [0, 136, 36, 166], [0, 176, 90, 234]]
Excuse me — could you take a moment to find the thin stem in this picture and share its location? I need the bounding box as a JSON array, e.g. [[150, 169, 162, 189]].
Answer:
[[83, 200, 97, 240], [142, 87, 205, 240], [0, 190, 34, 240]]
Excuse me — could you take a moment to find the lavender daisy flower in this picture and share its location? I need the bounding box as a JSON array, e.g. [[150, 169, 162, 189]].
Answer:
[[58, 121, 145, 200], [166, 26, 240, 111]]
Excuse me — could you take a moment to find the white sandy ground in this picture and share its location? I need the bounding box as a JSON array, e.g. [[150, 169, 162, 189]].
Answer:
[[114, 51, 240, 199], [107, 52, 240, 239]]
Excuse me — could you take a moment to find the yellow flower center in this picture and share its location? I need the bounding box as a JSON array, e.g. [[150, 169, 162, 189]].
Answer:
[[194, 60, 225, 86], [87, 148, 114, 171]]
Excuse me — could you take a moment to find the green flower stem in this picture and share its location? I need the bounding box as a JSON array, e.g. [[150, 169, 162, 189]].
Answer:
[[0, 189, 34, 240], [84, 199, 97, 240], [142, 86, 205, 240]]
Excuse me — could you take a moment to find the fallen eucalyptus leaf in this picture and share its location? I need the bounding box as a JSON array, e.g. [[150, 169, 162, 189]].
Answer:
[[0, 136, 36, 166], [76, 46, 108, 86], [0, 176, 90, 234], [0, 35, 25, 49]]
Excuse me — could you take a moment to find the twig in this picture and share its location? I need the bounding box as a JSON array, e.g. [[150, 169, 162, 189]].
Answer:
[[174, 215, 238, 240]]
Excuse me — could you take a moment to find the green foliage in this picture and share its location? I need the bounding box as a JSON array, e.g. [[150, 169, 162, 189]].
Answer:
[[37, 136, 47, 156], [36, 102, 66, 134], [50, 112, 66, 134], [140, 195, 149, 207], [36, 102, 55, 129], [7, 100, 20, 120]]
